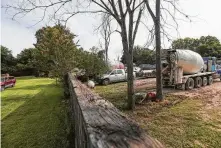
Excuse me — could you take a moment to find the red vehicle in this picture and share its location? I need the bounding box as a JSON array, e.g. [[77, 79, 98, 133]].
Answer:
[[1, 76, 16, 91]]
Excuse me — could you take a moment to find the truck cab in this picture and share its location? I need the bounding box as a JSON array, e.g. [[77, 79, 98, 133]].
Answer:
[[202, 57, 217, 72]]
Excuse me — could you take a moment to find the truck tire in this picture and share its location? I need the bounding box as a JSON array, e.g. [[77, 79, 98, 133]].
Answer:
[[208, 76, 213, 85], [102, 79, 110, 85], [195, 77, 202, 88], [185, 78, 194, 90], [202, 77, 208, 86]]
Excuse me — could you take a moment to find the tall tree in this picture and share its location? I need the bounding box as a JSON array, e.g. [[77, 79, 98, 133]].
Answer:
[[16, 48, 40, 75], [99, 14, 112, 63], [1, 45, 16, 74], [144, 0, 163, 100], [34, 24, 79, 80], [143, 0, 192, 100]]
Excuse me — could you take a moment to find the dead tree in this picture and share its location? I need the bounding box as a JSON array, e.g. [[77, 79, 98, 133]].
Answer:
[[143, 0, 162, 100], [99, 14, 112, 64]]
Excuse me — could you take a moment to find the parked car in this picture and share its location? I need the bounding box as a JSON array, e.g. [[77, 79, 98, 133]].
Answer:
[[1, 76, 16, 91], [97, 69, 136, 85]]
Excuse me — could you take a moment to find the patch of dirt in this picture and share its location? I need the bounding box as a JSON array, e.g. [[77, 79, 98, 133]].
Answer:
[[172, 81, 221, 122], [134, 78, 156, 90], [172, 81, 221, 105], [173, 80, 220, 96]]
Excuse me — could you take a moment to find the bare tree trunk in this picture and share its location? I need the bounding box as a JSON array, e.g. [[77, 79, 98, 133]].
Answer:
[[126, 52, 135, 110], [121, 23, 135, 110], [105, 45, 108, 64], [155, 0, 163, 100]]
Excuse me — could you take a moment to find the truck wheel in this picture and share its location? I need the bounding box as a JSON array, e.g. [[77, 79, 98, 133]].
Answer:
[[202, 77, 208, 86], [195, 77, 202, 88], [208, 76, 213, 85], [102, 79, 109, 85], [185, 78, 194, 90]]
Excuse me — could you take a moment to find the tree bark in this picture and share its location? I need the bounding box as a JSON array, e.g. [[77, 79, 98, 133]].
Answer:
[[155, 0, 163, 100], [105, 45, 108, 64], [120, 24, 135, 110], [126, 51, 135, 110]]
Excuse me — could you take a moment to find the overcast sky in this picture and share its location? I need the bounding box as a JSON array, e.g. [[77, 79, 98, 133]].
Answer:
[[1, 0, 221, 61]]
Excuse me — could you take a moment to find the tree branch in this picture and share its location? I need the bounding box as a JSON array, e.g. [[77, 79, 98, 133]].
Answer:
[[143, 0, 156, 20]]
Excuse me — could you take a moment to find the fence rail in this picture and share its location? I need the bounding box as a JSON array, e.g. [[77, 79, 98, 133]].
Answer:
[[67, 73, 164, 148]]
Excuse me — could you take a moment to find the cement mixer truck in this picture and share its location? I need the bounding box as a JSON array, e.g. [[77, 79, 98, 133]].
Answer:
[[162, 49, 220, 90]]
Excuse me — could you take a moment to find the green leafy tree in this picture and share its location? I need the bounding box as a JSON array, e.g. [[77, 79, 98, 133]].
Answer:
[[172, 36, 221, 58], [16, 48, 39, 74], [78, 47, 108, 79], [197, 36, 221, 58], [172, 38, 199, 51], [121, 45, 155, 65], [34, 24, 79, 80], [1, 45, 16, 74]]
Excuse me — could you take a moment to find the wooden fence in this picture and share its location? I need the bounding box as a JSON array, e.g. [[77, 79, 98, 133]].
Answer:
[[66, 73, 164, 148]]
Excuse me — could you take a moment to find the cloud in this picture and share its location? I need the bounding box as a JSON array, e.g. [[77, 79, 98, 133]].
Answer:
[[1, 18, 36, 56]]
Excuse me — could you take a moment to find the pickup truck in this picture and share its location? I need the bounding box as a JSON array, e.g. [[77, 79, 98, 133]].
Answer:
[[97, 69, 136, 85], [1, 76, 16, 91]]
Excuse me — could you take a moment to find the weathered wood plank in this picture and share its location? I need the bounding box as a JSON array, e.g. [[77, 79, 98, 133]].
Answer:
[[67, 73, 164, 148]]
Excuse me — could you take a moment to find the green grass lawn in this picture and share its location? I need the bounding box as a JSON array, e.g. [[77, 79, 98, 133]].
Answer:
[[95, 83, 221, 148], [1, 77, 69, 148]]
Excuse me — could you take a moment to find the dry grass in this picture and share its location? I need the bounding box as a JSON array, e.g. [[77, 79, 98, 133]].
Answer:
[[95, 82, 221, 148]]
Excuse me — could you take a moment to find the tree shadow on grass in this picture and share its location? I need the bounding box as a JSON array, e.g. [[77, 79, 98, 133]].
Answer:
[[1, 84, 68, 148], [11, 83, 60, 91]]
